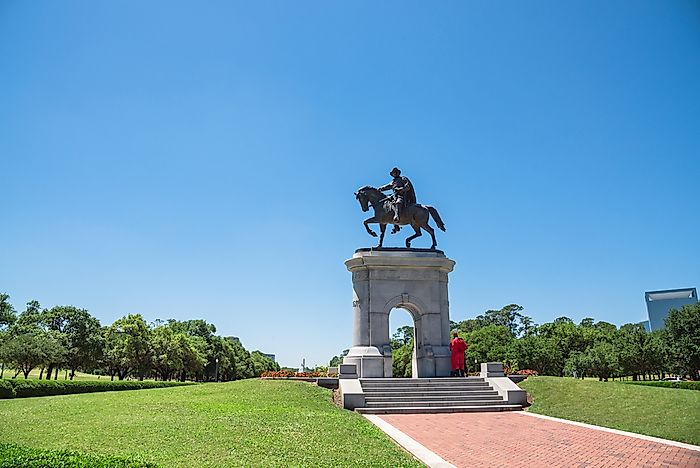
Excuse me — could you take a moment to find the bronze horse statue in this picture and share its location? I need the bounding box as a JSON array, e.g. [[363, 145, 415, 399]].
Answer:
[[355, 186, 446, 249]]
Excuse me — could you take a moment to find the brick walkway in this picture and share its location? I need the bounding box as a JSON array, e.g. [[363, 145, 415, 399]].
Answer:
[[379, 412, 700, 467]]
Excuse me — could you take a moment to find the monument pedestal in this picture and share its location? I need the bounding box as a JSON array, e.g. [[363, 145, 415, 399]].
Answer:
[[343, 248, 455, 378]]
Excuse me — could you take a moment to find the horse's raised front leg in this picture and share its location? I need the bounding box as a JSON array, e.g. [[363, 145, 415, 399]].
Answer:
[[405, 225, 422, 248], [378, 224, 387, 248], [364, 217, 378, 237]]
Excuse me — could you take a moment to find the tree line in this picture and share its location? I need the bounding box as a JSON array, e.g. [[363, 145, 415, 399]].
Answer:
[[0, 294, 279, 381], [387, 303, 700, 380]]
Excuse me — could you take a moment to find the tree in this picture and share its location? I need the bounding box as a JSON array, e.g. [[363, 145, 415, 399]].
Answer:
[[664, 303, 700, 380], [510, 333, 564, 375], [585, 341, 618, 381], [391, 326, 413, 349], [563, 351, 588, 378], [0, 294, 16, 329], [104, 314, 152, 380], [329, 349, 349, 367], [41, 306, 103, 380], [392, 339, 413, 377], [465, 325, 513, 365], [0, 333, 65, 378], [226, 337, 255, 380], [0, 293, 16, 378], [251, 351, 279, 376], [479, 304, 529, 338], [151, 325, 181, 381]]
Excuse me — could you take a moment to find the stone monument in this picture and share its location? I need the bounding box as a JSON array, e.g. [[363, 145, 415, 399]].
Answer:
[[343, 248, 455, 378], [343, 167, 453, 378]]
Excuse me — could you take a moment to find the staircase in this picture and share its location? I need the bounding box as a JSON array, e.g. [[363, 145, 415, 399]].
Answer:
[[356, 377, 522, 414]]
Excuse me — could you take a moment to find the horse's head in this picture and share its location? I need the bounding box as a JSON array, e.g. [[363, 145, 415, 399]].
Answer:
[[355, 186, 372, 212]]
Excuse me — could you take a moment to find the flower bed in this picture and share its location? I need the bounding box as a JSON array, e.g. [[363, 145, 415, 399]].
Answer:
[[260, 371, 337, 378]]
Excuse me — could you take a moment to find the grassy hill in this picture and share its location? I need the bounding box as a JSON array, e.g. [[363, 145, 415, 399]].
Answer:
[[519, 376, 700, 445], [0, 379, 420, 467]]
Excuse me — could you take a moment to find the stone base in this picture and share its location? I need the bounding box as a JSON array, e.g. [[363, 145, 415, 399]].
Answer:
[[345, 249, 456, 379], [343, 346, 385, 378], [481, 362, 505, 378]]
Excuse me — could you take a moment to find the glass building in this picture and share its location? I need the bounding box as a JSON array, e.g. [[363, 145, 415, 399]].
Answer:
[[644, 288, 698, 331]]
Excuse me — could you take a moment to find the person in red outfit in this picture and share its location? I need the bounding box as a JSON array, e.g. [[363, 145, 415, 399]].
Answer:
[[449, 331, 467, 377]]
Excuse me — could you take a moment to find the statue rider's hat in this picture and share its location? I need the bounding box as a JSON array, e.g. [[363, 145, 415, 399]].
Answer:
[[390, 167, 401, 177]]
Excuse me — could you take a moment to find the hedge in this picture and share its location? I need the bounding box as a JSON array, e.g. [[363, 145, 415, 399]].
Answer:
[[625, 380, 700, 391], [0, 443, 157, 467], [0, 380, 15, 399], [0, 379, 194, 399]]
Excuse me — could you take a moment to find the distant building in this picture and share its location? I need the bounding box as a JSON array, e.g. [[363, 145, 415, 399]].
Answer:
[[261, 353, 276, 362], [645, 288, 698, 331], [638, 320, 651, 333]]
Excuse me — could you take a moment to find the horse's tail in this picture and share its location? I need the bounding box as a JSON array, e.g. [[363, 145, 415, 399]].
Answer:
[[426, 206, 446, 231]]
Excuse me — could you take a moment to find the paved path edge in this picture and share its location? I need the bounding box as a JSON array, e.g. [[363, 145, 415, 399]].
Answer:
[[518, 411, 700, 452], [363, 414, 456, 468]]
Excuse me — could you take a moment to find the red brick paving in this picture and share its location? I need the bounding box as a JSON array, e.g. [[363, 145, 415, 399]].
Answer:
[[379, 412, 700, 468]]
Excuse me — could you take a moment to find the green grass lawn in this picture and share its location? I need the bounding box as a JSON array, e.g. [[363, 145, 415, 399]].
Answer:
[[0, 379, 421, 467], [519, 376, 700, 445]]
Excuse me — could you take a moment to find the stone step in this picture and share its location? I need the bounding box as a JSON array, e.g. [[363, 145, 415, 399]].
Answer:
[[357, 404, 522, 415], [361, 381, 490, 387], [363, 390, 499, 398], [364, 399, 505, 408], [362, 386, 494, 394], [361, 377, 485, 382], [365, 394, 501, 403], [361, 378, 484, 384], [360, 379, 488, 387]]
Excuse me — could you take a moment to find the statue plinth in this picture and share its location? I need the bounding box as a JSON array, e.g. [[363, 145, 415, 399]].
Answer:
[[343, 248, 455, 378]]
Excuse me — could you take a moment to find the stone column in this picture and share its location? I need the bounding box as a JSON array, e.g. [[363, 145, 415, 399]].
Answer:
[[343, 248, 456, 378]]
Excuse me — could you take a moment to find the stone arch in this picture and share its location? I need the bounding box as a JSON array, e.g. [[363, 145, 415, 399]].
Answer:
[[343, 249, 455, 378]]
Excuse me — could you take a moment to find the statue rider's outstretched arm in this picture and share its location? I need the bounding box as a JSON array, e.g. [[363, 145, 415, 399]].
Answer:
[[378, 183, 392, 192]]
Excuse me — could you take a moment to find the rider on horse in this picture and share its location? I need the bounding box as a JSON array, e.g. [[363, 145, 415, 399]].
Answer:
[[379, 167, 416, 231]]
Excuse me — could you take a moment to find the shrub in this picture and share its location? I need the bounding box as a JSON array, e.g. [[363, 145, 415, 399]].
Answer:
[[514, 369, 539, 376], [0, 380, 15, 399], [0, 379, 194, 399], [625, 381, 700, 391], [0, 443, 157, 467]]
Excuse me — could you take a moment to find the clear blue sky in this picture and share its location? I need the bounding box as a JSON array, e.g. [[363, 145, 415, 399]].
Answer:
[[1, 1, 698, 367]]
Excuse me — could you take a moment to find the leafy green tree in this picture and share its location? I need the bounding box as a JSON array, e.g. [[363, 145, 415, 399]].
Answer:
[[616, 323, 660, 380], [585, 341, 619, 381], [329, 349, 349, 367], [0, 333, 65, 378], [391, 326, 414, 348], [12, 300, 43, 334], [226, 337, 255, 380], [179, 334, 208, 381], [104, 314, 152, 380], [0, 293, 16, 379], [509, 333, 563, 375], [392, 339, 413, 377], [479, 304, 529, 337], [167, 319, 218, 380], [563, 351, 588, 378], [151, 325, 182, 380], [465, 325, 513, 365], [41, 306, 103, 380], [664, 303, 700, 380], [251, 351, 279, 376], [0, 294, 16, 329]]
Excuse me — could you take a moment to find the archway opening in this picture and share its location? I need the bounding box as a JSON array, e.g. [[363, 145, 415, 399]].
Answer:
[[389, 308, 415, 378]]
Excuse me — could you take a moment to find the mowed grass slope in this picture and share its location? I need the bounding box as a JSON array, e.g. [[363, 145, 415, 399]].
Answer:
[[519, 376, 700, 445], [0, 380, 421, 467]]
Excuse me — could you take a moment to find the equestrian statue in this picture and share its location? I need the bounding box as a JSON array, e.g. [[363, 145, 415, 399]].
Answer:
[[355, 167, 446, 249]]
